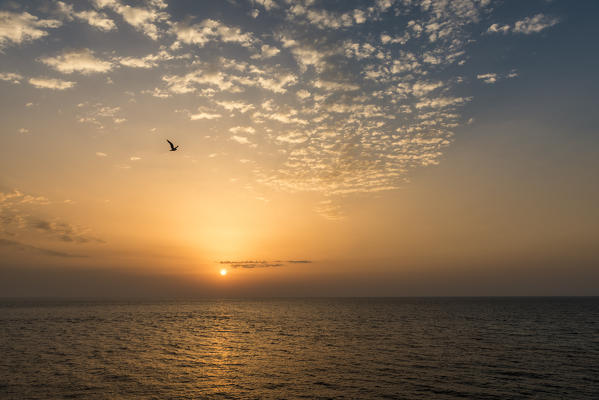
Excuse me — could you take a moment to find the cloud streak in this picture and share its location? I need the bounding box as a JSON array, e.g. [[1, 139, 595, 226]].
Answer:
[[28, 77, 75, 90], [219, 260, 312, 269], [0, 238, 84, 258]]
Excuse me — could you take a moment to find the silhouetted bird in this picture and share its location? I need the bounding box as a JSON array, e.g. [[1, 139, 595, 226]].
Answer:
[[167, 139, 178, 151]]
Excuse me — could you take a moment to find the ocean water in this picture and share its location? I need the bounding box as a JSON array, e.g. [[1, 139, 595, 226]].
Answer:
[[1, 298, 598, 399]]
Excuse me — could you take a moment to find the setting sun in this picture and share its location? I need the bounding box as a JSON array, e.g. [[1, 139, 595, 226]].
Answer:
[[220, 269, 227, 276]]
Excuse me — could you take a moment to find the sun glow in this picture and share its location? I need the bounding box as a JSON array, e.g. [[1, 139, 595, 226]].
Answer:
[[220, 268, 227, 276]]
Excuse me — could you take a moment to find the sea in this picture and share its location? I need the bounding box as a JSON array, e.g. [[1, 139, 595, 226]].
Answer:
[[1, 298, 598, 399]]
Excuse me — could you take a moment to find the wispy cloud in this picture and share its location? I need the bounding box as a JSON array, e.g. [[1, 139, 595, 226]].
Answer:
[[0, 238, 84, 258], [29, 218, 104, 244], [477, 70, 518, 84], [190, 111, 222, 120], [77, 102, 126, 128], [28, 77, 75, 90], [116, 50, 184, 69], [0, 189, 102, 244], [513, 14, 560, 34]]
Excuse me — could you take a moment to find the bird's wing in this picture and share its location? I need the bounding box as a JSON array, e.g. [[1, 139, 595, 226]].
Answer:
[[166, 139, 174, 148]]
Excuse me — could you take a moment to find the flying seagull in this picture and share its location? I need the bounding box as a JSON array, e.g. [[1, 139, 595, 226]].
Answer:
[[166, 139, 178, 151]]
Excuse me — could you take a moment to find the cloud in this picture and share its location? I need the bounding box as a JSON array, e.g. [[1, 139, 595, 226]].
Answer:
[[313, 79, 360, 92], [296, 89, 311, 99], [219, 259, 312, 269], [275, 131, 308, 144], [28, 77, 75, 90], [0, 189, 48, 206], [224, 0, 498, 210], [56, 1, 115, 31], [415, 96, 470, 109], [30, 218, 103, 243], [487, 23, 510, 34], [163, 70, 236, 94], [0, 238, 84, 258], [252, 110, 307, 125], [0, 72, 22, 83], [96, 152, 108, 157], [162, 64, 297, 95], [287, 5, 357, 30], [256, 73, 297, 93], [40, 49, 113, 74], [253, 0, 278, 11], [314, 199, 346, 220], [216, 100, 255, 113], [231, 135, 251, 144], [0, 189, 102, 245], [171, 19, 254, 48], [190, 111, 222, 120], [229, 126, 256, 134], [0, 11, 61, 49], [77, 103, 126, 128], [280, 38, 332, 72], [251, 44, 280, 59], [116, 50, 181, 69], [513, 14, 559, 34], [487, 14, 559, 35], [142, 87, 171, 98], [0, 0, 558, 221], [477, 70, 518, 84], [94, 0, 168, 40], [477, 72, 497, 84]]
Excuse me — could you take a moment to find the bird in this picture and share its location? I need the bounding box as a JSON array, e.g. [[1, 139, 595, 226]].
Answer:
[[166, 139, 178, 151]]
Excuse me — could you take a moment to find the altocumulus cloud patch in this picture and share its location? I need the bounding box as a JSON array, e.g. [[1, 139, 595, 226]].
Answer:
[[0, 0, 560, 219]]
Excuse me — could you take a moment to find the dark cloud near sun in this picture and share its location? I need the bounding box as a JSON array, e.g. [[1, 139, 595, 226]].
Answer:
[[220, 260, 312, 269]]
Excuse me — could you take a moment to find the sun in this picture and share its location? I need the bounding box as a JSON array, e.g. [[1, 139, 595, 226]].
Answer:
[[220, 268, 227, 276]]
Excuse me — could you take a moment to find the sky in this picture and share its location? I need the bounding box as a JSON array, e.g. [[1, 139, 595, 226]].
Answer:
[[1, 0, 598, 297]]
